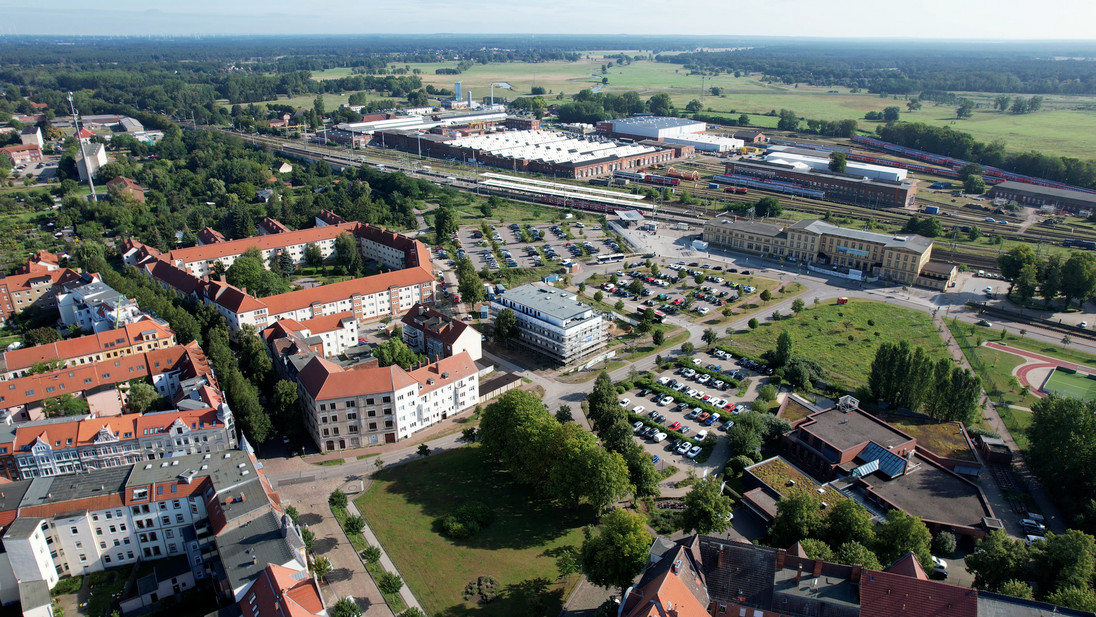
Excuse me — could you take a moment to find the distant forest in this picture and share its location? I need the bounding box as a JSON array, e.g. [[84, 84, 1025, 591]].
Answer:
[[659, 42, 1096, 95]]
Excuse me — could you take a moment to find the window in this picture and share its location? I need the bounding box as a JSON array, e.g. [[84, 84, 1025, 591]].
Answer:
[[176, 514, 184, 523], [104, 555, 112, 564], [70, 527, 78, 535], [79, 554, 87, 562], [109, 525, 116, 533]]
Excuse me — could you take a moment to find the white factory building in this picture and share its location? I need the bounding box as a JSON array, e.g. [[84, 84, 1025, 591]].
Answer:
[[664, 133, 745, 153], [337, 112, 507, 135], [609, 116, 707, 140], [446, 130, 659, 165], [763, 151, 908, 182]]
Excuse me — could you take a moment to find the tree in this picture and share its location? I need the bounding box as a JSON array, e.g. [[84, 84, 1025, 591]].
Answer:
[[956, 99, 975, 119], [24, 327, 61, 347], [777, 109, 800, 131], [964, 175, 986, 195], [331, 598, 362, 617], [373, 337, 426, 369], [906, 99, 923, 112], [417, 443, 431, 457], [998, 580, 1034, 600], [681, 477, 734, 534], [772, 331, 793, 367], [1015, 262, 1039, 303], [433, 205, 458, 240], [967, 224, 982, 241], [791, 298, 806, 314], [770, 493, 823, 547], [361, 545, 382, 564], [652, 329, 665, 346], [377, 571, 403, 595], [579, 508, 653, 599], [875, 509, 933, 568], [455, 257, 485, 303], [329, 490, 348, 509], [680, 342, 695, 356], [883, 106, 901, 122], [685, 99, 703, 113], [757, 384, 778, 403], [932, 531, 957, 557], [755, 197, 782, 218], [748, 318, 759, 329], [829, 152, 847, 173], [479, 389, 559, 487], [312, 556, 332, 579], [760, 289, 772, 302], [1061, 252, 1096, 308], [344, 515, 365, 535], [1047, 587, 1096, 612], [494, 307, 517, 343], [334, 232, 363, 276], [556, 404, 574, 423], [313, 95, 325, 117], [1039, 255, 1064, 307], [549, 425, 631, 511], [42, 394, 89, 417], [702, 328, 718, 349], [304, 244, 324, 268], [125, 381, 163, 414], [799, 538, 834, 561], [997, 246, 1039, 295], [834, 541, 883, 569], [822, 499, 875, 549], [646, 93, 675, 116], [994, 95, 1012, 111], [272, 379, 300, 422], [1029, 396, 1096, 515], [621, 441, 661, 499], [284, 505, 300, 525], [1030, 530, 1096, 595], [586, 372, 620, 434]]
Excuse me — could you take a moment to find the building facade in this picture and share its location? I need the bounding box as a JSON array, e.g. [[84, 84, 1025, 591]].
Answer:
[[702, 217, 935, 284], [1, 317, 176, 380], [490, 284, 606, 365], [401, 303, 482, 362], [987, 181, 1096, 214], [724, 159, 918, 208]]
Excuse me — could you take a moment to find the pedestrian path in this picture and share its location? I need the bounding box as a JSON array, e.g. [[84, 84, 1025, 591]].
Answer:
[[347, 495, 426, 616]]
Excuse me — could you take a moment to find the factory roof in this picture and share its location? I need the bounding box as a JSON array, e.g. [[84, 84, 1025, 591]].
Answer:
[[496, 284, 597, 323], [611, 116, 706, 130], [447, 130, 656, 165]]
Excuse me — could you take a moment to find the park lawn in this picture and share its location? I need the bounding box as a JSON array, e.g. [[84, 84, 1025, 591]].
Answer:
[[355, 446, 586, 617], [721, 299, 949, 391], [888, 418, 977, 461]]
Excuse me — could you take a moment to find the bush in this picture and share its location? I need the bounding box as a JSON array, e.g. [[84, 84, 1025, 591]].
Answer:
[[462, 576, 501, 604], [728, 455, 754, 475], [748, 318, 759, 329], [931, 531, 957, 557], [329, 490, 348, 508], [345, 514, 365, 535], [361, 545, 382, 564], [438, 501, 495, 538]]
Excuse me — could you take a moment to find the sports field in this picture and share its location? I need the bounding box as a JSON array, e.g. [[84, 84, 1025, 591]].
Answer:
[[1042, 368, 1096, 401]]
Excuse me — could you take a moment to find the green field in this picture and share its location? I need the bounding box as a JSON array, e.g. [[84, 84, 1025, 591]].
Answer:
[[1043, 368, 1096, 401], [719, 298, 949, 390], [355, 446, 585, 617]]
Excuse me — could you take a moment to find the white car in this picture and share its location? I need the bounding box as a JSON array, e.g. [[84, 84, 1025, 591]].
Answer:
[[619, 399, 630, 407], [652, 432, 668, 443], [633, 420, 645, 433], [658, 395, 675, 406], [696, 430, 709, 441], [658, 376, 671, 385], [685, 445, 703, 459], [697, 307, 710, 315], [632, 406, 646, 415], [697, 374, 711, 384], [686, 389, 698, 398]]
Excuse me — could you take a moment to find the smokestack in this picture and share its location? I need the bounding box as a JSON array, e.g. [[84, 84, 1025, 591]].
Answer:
[[468, 90, 472, 105], [813, 559, 824, 576], [454, 82, 461, 100], [775, 549, 786, 569], [795, 564, 803, 585]]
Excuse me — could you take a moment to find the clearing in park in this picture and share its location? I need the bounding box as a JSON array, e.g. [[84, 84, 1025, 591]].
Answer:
[[1041, 367, 1096, 402], [355, 445, 588, 617]]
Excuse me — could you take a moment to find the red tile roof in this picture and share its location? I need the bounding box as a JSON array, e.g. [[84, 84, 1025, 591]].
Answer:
[[885, 552, 929, 580], [106, 176, 143, 192], [203, 281, 267, 314], [143, 261, 203, 296], [197, 227, 227, 245], [296, 356, 417, 401], [257, 266, 433, 317], [248, 564, 325, 617], [76, 128, 95, 139], [401, 303, 472, 348], [258, 217, 291, 235], [165, 223, 357, 266], [409, 352, 477, 395], [2, 317, 174, 372], [620, 545, 709, 617], [0, 267, 80, 294], [0, 144, 43, 154], [860, 568, 977, 617]]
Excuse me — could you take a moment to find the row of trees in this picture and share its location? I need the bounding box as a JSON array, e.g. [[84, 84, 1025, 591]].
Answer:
[[998, 245, 1096, 310], [966, 528, 1096, 611], [868, 341, 982, 422]]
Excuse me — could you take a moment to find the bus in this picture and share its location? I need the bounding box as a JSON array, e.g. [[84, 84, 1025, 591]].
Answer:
[[597, 253, 625, 264]]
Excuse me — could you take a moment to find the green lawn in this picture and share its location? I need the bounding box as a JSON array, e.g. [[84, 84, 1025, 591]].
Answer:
[[1043, 368, 1096, 402], [720, 299, 949, 391], [355, 446, 586, 617]]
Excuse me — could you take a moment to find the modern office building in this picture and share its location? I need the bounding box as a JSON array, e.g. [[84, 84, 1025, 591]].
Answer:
[[490, 284, 606, 365]]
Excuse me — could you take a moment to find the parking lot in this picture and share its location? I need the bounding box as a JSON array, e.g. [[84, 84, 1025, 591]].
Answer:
[[617, 352, 776, 478], [450, 220, 619, 274]]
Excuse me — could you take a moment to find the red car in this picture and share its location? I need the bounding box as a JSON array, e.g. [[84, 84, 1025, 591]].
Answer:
[[668, 421, 682, 431]]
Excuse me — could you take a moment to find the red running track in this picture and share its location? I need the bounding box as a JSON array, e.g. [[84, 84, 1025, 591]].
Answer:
[[985, 341, 1096, 397]]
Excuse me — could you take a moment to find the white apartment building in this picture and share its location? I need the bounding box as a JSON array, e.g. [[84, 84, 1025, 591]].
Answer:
[[490, 284, 607, 365]]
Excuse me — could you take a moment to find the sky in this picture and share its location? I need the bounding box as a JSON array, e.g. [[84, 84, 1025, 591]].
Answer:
[[1, 0, 1095, 40]]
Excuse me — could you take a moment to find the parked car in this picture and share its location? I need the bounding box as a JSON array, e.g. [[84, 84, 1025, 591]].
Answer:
[[685, 445, 703, 459], [619, 398, 630, 407], [658, 395, 675, 406], [675, 441, 692, 455], [696, 429, 709, 441], [633, 420, 645, 433]]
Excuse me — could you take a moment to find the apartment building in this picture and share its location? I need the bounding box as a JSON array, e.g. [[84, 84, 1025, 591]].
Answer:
[[1, 317, 176, 380], [285, 351, 479, 451], [401, 303, 482, 362], [56, 275, 143, 333], [703, 217, 938, 285], [490, 284, 607, 365], [261, 312, 360, 359], [0, 267, 83, 322], [0, 446, 311, 612]]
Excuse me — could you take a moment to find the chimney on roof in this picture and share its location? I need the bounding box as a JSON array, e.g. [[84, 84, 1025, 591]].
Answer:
[[795, 564, 803, 585], [672, 560, 680, 574], [813, 559, 824, 576], [775, 548, 786, 569], [851, 565, 862, 584], [717, 547, 724, 569]]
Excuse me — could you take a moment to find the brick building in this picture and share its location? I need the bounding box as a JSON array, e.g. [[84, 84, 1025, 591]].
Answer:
[[724, 159, 918, 208]]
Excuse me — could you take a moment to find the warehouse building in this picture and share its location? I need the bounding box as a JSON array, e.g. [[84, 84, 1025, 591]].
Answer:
[[603, 116, 706, 141], [988, 181, 1096, 214], [764, 150, 908, 182], [702, 217, 944, 286], [724, 159, 918, 208], [490, 284, 607, 365], [664, 133, 744, 153]]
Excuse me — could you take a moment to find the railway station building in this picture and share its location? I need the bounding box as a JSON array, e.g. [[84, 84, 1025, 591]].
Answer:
[[702, 217, 951, 287]]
